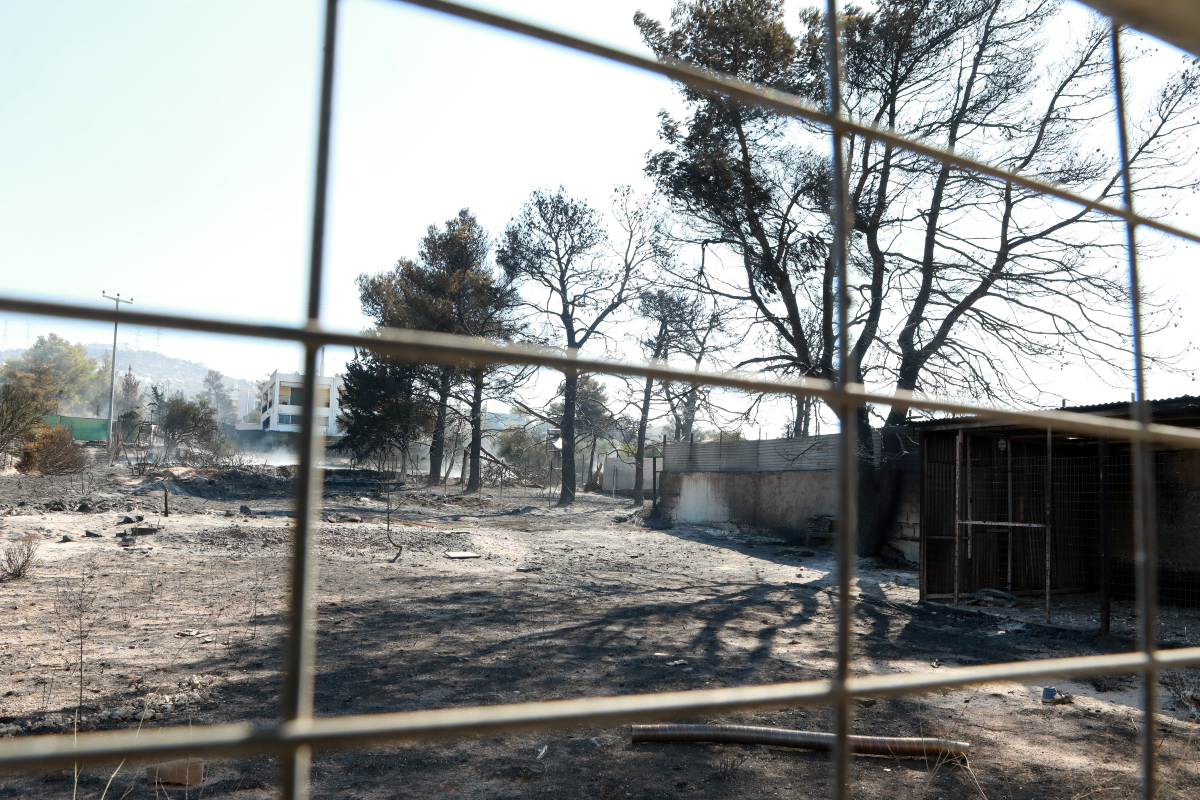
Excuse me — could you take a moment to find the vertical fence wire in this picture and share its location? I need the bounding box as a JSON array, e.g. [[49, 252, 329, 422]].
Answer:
[[822, 1, 856, 797], [280, 1, 340, 797], [1110, 22, 1158, 800]]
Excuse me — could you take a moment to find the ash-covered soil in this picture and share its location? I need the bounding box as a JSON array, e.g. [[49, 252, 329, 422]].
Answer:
[[0, 462, 1197, 799]]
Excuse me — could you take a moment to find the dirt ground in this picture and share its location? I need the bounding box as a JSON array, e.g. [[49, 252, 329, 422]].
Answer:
[[1, 459, 1198, 799]]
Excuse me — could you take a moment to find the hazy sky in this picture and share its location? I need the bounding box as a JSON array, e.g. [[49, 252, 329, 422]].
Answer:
[[0, 0, 678, 369], [3, 0, 1200, 423]]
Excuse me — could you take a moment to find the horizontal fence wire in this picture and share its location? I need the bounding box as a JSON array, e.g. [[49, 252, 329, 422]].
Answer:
[[1, 2, 1197, 799], [4, 296, 1200, 450]]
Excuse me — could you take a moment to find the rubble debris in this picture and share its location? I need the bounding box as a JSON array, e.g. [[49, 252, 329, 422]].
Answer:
[[149, 759, 205, 786], [57, 535, 73, 543], [804, 514, 836, 543], [84, 530, 103, 538]]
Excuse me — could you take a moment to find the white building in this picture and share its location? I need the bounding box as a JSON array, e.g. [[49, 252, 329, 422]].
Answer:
[[254, 370, 344, 437], [231, 389, 258, 428]]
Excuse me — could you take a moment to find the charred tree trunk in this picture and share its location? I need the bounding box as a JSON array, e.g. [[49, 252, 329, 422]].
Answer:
[[427, 367, 453, 486], [466, 369, 484, 494], [557, 371, 578, 506], [584, 431, 599, 492], [633, 375, 655, 505], [854, 406, 882, 558]]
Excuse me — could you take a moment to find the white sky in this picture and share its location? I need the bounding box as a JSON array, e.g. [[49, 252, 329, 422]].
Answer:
[[3, 0, 1200, 429]]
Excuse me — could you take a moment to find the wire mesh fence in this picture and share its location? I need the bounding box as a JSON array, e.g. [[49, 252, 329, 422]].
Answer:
[[923, 427, 1200, 659], [3, 1, 1200, 799]]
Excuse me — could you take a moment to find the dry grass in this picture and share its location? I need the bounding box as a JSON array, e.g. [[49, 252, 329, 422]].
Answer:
[[0, 535, 39, 580], [17, 425, 88, 474]]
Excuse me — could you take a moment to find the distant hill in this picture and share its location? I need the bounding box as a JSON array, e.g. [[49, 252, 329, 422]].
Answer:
[[0, 345, 257, 398]]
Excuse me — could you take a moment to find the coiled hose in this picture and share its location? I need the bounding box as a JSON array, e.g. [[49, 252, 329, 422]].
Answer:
[[631, 724, 969, 759]]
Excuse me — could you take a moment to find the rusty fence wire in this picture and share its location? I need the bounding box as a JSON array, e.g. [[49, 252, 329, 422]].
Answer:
[[2, 1, 1200, 799]]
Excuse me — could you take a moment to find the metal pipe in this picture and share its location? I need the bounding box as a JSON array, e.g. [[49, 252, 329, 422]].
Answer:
[[1045, 429, 1052, 624], [954, 430, 962, 605], [631, 724, 969, 759], [966, 433, 973, 562], [1100, 437, 1110, 635], [1007, 436, 1013, 592]]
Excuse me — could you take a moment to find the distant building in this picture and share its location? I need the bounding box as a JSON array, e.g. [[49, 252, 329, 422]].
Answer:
[[484, 411, 528, 430], [231, 389, 258, 428], [253, 370, 344, 437]]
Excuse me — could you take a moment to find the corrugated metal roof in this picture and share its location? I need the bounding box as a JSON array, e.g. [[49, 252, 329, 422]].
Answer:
[[912, 395, 1200, 431], [1063, 395, 1200, 415]]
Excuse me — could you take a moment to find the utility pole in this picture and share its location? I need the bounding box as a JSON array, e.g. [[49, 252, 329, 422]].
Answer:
[[102, 291, 133, 453]]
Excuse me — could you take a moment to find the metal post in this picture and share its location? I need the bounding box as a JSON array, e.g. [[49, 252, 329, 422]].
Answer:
[[1045, 429, 1052, 624], [954, 430, 963, 606], [966, 434, 973, 561], [1006, 438, 1013, 592], [280, 1, 338, 797], [1099, 437, 1110, 636]]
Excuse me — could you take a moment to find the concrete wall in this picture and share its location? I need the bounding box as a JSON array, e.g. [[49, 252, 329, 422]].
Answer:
[[660, 471, 838, 534], [887, 469, 921, 564], [661, 469, 920, 564]]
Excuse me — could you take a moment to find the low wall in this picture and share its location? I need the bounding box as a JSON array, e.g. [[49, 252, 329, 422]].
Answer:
[[660, 469, 920, 563], [660, 471, 838, 536]]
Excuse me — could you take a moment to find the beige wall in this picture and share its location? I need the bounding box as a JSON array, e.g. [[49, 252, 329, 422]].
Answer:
[[660, 471, 838, 533], [660, 469, 920, 564]]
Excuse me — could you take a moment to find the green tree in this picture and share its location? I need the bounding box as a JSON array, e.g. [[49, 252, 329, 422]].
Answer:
[[496, 426, 550, 486], [630, 291, 694, 504], [202, 369, 235, 425], [117, 367, 142, 417], [358, 209, 525, 492], [3, 334, 97, 400], [335, 350, 433, 475], [116, 367, 144, 444], [549, 376, 614, 493], [637, 0, 1200, 554], [156, 393, 221, 462], [0, 384, 46, 460], [2, 361, 59, 415]]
